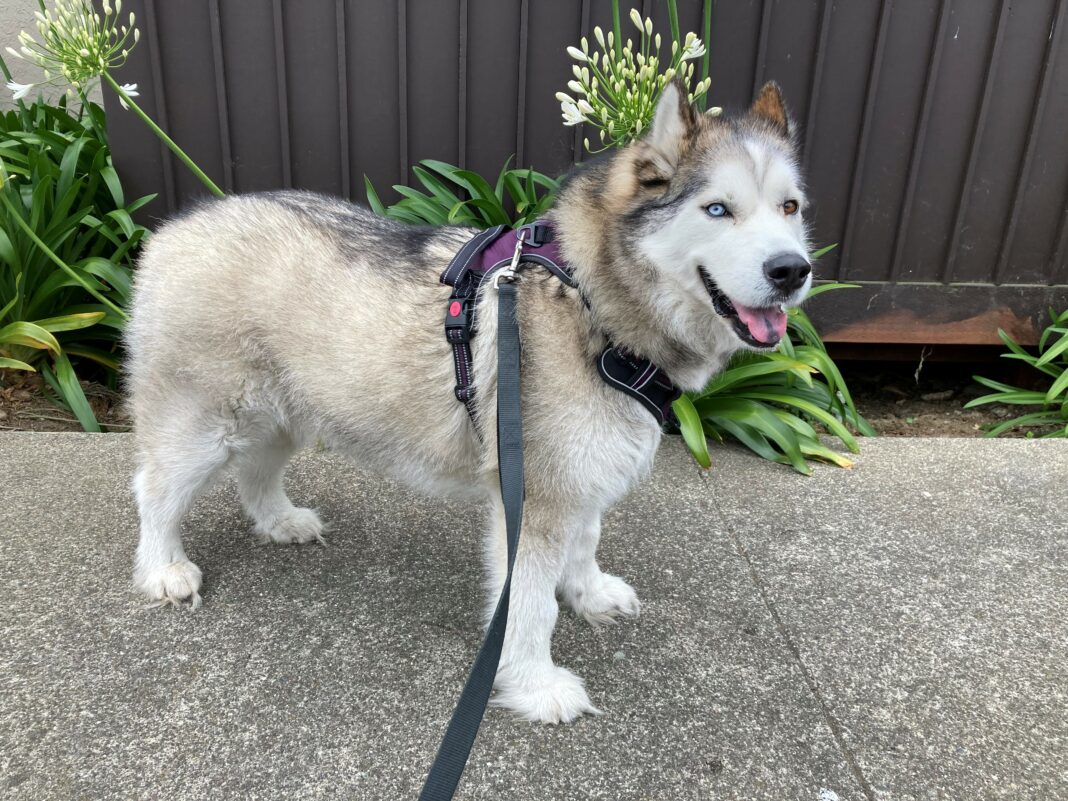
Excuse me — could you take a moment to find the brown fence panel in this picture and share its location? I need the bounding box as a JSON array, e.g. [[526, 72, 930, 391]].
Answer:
[[105, 0, 1068, 344]]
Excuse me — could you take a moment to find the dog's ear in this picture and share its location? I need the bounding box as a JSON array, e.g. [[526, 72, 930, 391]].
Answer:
[[646, 78, 697, 166], [750, 81, 792, 139]]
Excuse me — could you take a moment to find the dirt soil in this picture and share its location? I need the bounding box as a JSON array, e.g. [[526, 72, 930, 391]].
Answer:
[[0, 369, 129, 433], [0, 361, 1035, 437], [837, 359, 1031, 438]]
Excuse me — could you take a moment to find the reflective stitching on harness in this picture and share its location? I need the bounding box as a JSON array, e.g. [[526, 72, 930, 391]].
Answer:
[[632, 362, 657, 390], [441, 225, 503, 285]]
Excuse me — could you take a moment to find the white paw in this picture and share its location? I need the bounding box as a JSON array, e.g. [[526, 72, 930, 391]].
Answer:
[[562, 572, 641, 626], [135, 559, 203, 610], [257, 507, 326, 545], [491, 664, 602, 724]]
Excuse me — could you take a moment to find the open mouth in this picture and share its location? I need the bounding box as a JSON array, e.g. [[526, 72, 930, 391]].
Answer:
[[698, 267, 787, 348]]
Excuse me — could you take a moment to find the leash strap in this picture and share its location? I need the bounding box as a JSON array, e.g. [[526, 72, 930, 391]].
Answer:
[[419, 279, 524, 801]]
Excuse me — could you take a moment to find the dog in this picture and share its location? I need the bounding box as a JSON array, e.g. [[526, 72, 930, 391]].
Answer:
[[126, 80, 811, 724]]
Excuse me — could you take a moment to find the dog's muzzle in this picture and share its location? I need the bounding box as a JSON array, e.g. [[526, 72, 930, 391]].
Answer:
[[698, 266, 788, 348]]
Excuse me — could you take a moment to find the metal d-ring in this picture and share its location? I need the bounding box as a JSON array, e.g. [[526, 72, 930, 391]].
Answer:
[[492, 227, 529, 288]]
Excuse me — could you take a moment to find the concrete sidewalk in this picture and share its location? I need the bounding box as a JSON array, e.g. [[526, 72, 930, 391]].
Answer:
[[0, 434, 1065, 801]]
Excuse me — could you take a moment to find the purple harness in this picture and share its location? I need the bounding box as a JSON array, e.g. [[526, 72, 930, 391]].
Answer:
[[440, 221, 681, 425]]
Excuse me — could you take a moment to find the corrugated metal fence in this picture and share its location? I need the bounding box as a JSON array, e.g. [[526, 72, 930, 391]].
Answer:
[[105, 0, 1068, 345]]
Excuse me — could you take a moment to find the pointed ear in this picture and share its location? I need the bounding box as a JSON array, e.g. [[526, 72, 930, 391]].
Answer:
[[750, 81, 791, 137], [646, 78, 697, 165]]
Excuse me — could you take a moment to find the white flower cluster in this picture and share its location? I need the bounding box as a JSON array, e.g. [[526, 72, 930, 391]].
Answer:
[[556, 9, 719, 152], [5, 0, 139, 99]]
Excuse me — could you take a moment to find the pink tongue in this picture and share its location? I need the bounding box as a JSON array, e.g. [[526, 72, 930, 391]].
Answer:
[[733, 302, 787, 343]]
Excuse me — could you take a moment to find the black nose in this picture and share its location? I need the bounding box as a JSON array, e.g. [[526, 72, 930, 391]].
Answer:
[[763, 252, 811, 294]]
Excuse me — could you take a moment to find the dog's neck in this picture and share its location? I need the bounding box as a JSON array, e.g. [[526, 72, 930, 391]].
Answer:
[[549, 178, 734, 392]]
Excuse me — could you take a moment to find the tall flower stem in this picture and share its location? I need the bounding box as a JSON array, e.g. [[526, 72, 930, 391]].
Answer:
[[611, 0, 622, 60], [700, 0, 712, 111], [103, 72, 224, 197], [667, 0, 681, 50]]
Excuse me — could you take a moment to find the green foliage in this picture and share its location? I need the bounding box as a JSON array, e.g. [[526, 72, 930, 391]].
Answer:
[[0, 93, 152, 431], [365, 158, 558, 228], [963, 308, 1068, 438], [673, 279, 876, 475]]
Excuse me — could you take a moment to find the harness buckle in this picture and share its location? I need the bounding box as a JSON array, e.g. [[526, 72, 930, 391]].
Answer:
[[444, 296, 473, 343], [514, 221, 553, 247]]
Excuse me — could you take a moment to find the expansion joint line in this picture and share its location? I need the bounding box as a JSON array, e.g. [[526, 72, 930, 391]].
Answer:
[[702, 477, 878, 801]]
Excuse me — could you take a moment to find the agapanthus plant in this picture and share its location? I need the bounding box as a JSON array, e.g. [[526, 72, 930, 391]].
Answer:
[[6, 0, 222, 197], [557, 8, 717, 154], [7, 0, 136, 93]]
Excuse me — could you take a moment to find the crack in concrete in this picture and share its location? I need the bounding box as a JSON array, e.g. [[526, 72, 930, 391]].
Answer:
[[700, 473, 878, 801]]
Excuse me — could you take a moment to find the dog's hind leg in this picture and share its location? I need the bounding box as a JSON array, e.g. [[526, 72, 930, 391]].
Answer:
[[484, 499, 601, 724], [133, 408, 233, 609], [557, 514, 640, 626], [234, 429, 324, 545]]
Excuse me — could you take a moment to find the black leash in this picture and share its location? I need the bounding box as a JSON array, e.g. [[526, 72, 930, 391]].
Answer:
[[420, 223, 680, 798], [418, 274, 525, 800]]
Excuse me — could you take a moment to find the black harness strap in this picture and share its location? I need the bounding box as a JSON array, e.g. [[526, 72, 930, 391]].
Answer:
[[597, 347, 682, 426]]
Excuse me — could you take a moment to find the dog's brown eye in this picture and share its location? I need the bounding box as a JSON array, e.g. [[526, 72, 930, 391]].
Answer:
[[783, 199, 799, 216]]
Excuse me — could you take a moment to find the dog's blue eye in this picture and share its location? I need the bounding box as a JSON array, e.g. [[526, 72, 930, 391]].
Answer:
[[705, 203, 728, 218]]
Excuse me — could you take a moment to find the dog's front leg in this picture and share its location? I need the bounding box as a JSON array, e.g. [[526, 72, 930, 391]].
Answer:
[[483, 498, 601, 724], [558, 513, 641, 626]]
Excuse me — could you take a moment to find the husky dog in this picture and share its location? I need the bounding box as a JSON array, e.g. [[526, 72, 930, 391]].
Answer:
[[127, 81, 811, 723]]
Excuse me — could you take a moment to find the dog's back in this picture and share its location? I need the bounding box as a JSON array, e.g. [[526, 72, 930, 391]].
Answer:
[[128, 191, 479, 465]]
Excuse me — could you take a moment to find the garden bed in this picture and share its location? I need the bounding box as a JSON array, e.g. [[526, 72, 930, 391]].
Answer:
[[0, 365, 1020, 438], [0, 370, 126, 432]]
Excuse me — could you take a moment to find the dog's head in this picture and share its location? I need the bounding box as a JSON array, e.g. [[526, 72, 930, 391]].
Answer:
[[556, 80, 811, 390]]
